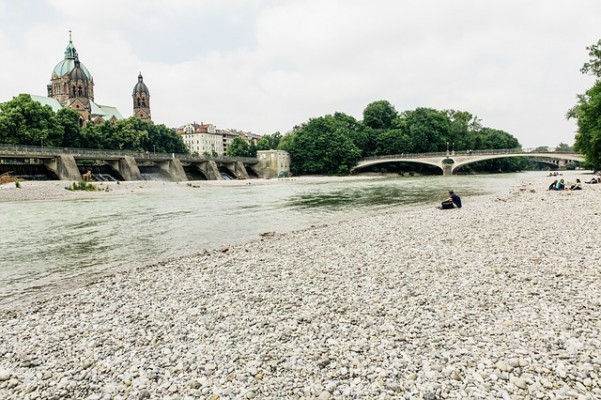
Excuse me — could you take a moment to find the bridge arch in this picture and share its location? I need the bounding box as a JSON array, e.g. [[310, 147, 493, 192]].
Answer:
[[352, 150, 584, 176], [351, 157, 445, 174]]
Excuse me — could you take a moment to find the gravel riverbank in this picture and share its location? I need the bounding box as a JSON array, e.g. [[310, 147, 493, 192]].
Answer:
[[1, 176, 600, 399]]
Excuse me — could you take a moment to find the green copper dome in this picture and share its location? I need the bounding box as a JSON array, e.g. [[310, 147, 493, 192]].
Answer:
[[51, 38, 92, 80]]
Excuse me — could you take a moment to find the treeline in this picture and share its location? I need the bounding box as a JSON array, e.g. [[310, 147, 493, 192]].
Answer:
[[571, 39, 601, 170], [260, 100, 527, 175], [0, 94, 187, 153]]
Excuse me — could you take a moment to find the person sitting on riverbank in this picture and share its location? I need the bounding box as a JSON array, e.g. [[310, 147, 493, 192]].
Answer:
[[441, 190, 461, 209], [548, 180, 558, 190], [555, 179, 565, 190], [569, 179, 582, 190], [585, 177, 599, 184]]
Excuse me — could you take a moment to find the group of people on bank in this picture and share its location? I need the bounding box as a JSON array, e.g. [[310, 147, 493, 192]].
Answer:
[[548, 178, 581, 191]]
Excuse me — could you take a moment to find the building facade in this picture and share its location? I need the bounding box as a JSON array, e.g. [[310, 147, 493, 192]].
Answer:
[[257, 150, 291, 178], [177, 123, 224, 155], [177, 123, 263, 156]]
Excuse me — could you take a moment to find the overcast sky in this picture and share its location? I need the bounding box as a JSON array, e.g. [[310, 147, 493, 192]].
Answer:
[[1, 0, 600, 148]]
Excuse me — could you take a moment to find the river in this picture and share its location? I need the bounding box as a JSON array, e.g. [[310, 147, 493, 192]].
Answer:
[[0, 171, 549, 305]]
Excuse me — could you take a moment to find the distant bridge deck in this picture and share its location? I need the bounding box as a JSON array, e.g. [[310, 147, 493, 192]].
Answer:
[[353, 148, 584, 176]]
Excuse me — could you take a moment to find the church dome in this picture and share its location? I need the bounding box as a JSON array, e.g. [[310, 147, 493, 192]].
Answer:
[[69, 60, 89, 82], [51, 38, 92, 80], [132, 73, 149, 95]]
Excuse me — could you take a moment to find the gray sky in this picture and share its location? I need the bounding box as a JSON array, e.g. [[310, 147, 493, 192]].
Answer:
[[1, 0, 600, 148]]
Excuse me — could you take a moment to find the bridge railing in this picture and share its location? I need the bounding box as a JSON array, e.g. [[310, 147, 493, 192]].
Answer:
[[358, 148, 580, 161], [0, 144, 257, 163], [0, 143, 179, 158]]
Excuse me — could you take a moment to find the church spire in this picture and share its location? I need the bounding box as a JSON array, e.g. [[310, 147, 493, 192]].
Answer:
[[64, 30, 78, 60], [132, 72, 151, 122]]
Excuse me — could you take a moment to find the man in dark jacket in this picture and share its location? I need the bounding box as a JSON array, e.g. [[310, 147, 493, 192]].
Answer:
[[441, 190, 462, 209]]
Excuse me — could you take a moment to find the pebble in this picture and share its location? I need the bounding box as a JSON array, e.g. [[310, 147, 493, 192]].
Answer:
[[1, 176, 601, 398], [0, 369, 11, 381]]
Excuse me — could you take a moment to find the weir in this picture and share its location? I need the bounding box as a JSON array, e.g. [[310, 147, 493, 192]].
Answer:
[[0, 146, 269, 182]]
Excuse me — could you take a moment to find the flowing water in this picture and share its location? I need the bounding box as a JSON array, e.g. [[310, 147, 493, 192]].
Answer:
[[0, 172, 545, 304]]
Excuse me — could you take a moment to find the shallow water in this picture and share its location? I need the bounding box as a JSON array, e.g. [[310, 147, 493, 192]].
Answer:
[[0, 171, 548, 302]]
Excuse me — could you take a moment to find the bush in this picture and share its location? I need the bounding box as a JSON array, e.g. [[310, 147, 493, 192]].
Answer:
[[65, 181, 98, 191]]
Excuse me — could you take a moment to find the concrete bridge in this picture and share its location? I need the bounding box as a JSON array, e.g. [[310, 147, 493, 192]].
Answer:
[[352, 148, 585, 176], [0, 144, 263, 181]]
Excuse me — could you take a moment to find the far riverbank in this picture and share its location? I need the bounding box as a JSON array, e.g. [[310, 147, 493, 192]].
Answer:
[[0, 175, 387, 203]]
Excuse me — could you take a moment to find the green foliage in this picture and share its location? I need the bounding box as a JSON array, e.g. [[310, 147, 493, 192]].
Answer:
[[555, 142, 573, 152], [227, 136, 255, 157], [285, 115, 361, 175], [256, 132, 282, 150], [57, 108, 82, 148], [0, 94, 64, 147], [401, 108, 450, 153], [65, 181, 97, 191], [143, 122, 187, 154], [363, 100, 398, 130], [279, 100, 524, 175], [373, 129, 411, 155], [277, 132, 296, 151], [581, 39, 601, 77], [571, 41, 601, 170], [0, 97, 187, 154]]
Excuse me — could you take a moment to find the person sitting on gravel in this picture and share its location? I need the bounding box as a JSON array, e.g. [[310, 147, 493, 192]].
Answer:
[[441, 190, 462, 209], [569, 179, 582, 190], [548, 180, 558, 190], [555, 179, 565, 190]]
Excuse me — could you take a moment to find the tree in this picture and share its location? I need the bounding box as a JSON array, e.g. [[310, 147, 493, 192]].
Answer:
[[286, 115, 361, 175], [373, 129, 411, 155], [256, 132, 282, 150], [227, 136, 252, 157], [581, 39, 601, 77], [363, 100, 398, 130], [401, 108, 450, 153], [446, 110, 481, 151], [143, 123, 187, 153], [0, 94, 63, 147], [277, 132, 296, 151], [57, 108, 82, 148], [572, 80, 601, 169], [555, 142, 573, 152], [570, 40, 601, 170]]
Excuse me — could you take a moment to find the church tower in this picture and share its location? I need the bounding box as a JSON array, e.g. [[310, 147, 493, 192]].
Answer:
[[47, 31, 94, 124], [132, 73, 151, 122]]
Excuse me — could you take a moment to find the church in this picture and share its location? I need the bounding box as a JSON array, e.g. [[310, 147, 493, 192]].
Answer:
[[30, 33, 151, 126]]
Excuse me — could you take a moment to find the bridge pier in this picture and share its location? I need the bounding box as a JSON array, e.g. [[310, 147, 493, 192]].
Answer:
[[442, 164, 453, 176], [157, 159, 187, 182], [106, 156, 142, 181], [42, 155, 82, 181]]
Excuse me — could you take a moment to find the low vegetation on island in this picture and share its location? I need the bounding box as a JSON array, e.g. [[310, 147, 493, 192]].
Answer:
[[65, 181, 98, 192]]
